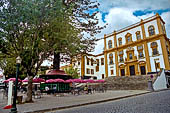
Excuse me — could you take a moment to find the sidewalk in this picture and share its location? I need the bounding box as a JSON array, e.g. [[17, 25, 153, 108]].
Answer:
[[0, 90, 149, 113]]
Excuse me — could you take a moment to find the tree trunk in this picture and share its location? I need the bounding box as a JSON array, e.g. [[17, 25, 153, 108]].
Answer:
[[53, 52, 60, 70], [25, 76, 33, 103]]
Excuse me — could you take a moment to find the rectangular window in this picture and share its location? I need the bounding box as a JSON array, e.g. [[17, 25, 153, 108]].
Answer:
[[137, 46, 143, 50], [111, 70, 113, 75], [109, 58, 113, 65], [127, 36, 131, 42], [78, 61, 80, 65], [139, 51, 143, 58], [119, 51, 123, 55], [101, 58, 104, 65], [87, 58, 89, 65], [96, 66, 99, 72], [120, 56, 123, 62], [119, 40, 122, 46], [129, 53, 133, 60], [102, 74, 104, 79], [91, 59, 93, 66], [91, 69, 94, 74], [137, 34, 141, 40], [87, 68, 90, 74], [156, 62, 160, 69], [153, 48, 158, 55], [96, 59, 99, 66]]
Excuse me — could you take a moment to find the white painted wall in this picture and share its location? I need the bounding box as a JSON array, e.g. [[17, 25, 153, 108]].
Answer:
[[84, 56, 96, 76], [148, 40, 165, 72], [107, 52, 116, 76], [144, 20, 159, 37], [95, 55, 105, 79], [116, 26, 142, 46], [75, 54, 106, 79]]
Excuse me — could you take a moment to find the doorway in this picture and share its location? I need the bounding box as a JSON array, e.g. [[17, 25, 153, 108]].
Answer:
[[120, 69, 125, 76], [129, 65, 135, 76], [140, 66, 146, 75]]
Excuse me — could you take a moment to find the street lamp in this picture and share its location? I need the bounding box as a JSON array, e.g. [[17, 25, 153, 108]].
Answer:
[[10, 56, 22, 113]]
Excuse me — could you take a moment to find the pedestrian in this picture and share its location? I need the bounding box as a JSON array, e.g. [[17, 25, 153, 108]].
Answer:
[[45, 86, 49, 94], [88, 85, 92, 94], [53, 85, 57, 94], [84, 85, 88, 94]]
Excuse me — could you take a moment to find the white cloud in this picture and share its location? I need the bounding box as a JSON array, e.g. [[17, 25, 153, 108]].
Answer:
[[90, 39, 104, 55], [161, 11, 170, 38], [98, 0, 170, 12], [95, 8, 140, 39], [92, 7, 170, 55], [92, 8, 141, 55]]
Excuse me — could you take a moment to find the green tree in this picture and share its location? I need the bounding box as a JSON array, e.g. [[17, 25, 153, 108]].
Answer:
[[64, 66, 79, 79], [0, 0, 105, 102]]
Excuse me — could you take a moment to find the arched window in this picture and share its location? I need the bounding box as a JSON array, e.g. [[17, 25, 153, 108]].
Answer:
[[151, 42, 159, 56], [125, 33, 132, 43], [109, 53, 113, 65], [136, 31, 141, 40], [118, 37, 122, 46], [108, 40, 112, 49], [148, 25, 155, 36]]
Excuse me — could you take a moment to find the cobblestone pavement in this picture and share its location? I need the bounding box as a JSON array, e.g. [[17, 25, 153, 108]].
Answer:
[[0, 90, 10, 113], [0, 90, 149, 113], [51, 90, 170, 113]]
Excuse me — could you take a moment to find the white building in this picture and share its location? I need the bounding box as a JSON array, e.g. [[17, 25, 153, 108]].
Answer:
[[71, 13, 170, 79]]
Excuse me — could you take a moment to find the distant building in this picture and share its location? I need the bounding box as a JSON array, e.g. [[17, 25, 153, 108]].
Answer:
[[70, 13, 170, 79]]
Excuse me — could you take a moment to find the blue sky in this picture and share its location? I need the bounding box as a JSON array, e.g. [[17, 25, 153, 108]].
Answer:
[[92, 0, 170, 55], [40, 0, 170, 67]]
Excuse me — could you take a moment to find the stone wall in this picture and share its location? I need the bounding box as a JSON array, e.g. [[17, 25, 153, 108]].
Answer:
[[105, 74, 158, 90]]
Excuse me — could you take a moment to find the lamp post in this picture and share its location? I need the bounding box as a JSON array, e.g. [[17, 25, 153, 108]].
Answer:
[[10, 56, 22, 113]]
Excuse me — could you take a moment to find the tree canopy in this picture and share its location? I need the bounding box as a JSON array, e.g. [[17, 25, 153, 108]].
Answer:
[[64, 66, 79, 79], [0, 0, 105, 102]]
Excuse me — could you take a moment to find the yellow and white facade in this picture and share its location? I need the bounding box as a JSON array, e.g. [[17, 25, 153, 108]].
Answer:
[[72, 14, 170, 79]]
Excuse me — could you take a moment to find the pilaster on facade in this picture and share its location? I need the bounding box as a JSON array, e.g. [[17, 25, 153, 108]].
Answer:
[[81, 55, 85, 77], [104, 34, 108, 78], [156, 13, 164, 35], [113, 31, 119, 76], [140, 19, 151, 73], [160, 36, 170, 70]]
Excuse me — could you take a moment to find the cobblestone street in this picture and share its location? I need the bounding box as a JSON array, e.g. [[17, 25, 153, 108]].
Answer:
[[52, 90, 170, 113], [0, 90, 148, 113]]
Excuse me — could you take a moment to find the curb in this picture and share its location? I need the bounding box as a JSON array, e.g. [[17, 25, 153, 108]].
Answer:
[[25, 91, 151, 113]]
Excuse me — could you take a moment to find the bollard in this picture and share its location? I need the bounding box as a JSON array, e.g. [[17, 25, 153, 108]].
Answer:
[[147, 80, 154, 91]]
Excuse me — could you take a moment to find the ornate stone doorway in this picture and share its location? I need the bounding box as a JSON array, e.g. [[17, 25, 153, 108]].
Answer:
[[140, 66, 146, 75], [121, 69, 125, 76], [129, 65, 135, 76]]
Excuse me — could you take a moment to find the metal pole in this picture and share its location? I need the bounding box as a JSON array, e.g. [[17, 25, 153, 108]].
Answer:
[[155, 60, 158, 76], [10, 63, 19, 113]]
